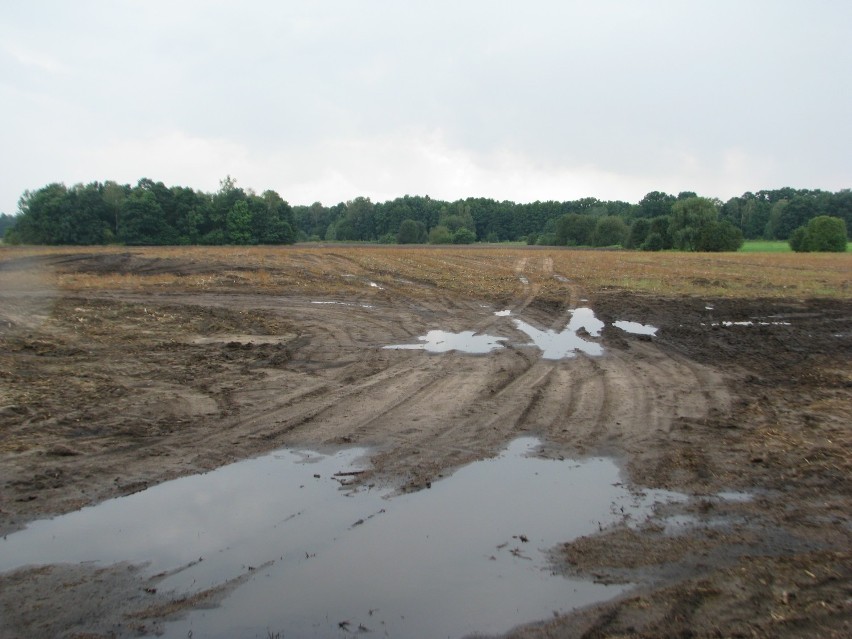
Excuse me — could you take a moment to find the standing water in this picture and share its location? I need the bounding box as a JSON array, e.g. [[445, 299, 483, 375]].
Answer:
[[0, 439, 685, 638]]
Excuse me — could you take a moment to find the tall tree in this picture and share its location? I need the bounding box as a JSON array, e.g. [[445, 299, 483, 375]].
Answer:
[[669, 197, 719, 251], [638, 191, 675, 218], [119, 190, 166, 245], [226, 200, 254, 244]]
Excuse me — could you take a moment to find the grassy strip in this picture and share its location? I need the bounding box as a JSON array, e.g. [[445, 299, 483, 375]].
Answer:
[[740, 240, 852, 253], [739, 241, 792, 253]]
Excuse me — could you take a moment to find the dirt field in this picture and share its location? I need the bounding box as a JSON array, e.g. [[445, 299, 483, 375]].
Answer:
[[0, 245, 850, 638]]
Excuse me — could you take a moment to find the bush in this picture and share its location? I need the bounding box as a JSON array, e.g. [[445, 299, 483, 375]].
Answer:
[[789, 216, 847, 252], [428, 225, 453, 244], [641, 232, 664, 251], [397, 218, 426, 244], [536, 233, 559, 246], [451, 227, 477, 244], [592, 216, 629, 247], [695, 220, 744, 252], [788, 226, 808, 252]]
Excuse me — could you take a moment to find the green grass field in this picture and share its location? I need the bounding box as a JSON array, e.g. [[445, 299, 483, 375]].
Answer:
[[740, 240, 852, 253], [739, 240, 792, 253]]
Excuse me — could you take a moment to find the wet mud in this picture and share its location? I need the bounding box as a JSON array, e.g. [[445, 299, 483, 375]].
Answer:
[[0, 248, 850, 638]]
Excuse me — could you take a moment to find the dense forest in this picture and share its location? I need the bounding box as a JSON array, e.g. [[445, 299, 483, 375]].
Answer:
[[3, 177, 851, 251]]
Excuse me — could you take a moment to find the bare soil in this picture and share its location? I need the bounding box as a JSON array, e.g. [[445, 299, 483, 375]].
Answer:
[[0, 248, 849, 638]]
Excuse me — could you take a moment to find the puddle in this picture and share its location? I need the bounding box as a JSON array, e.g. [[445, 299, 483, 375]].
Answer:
[[384, 330, 507, 354], [553, 275, 570, 283], [513, 308, 604, 359], [518, 276, 529, 285], [613, 320, 658, 336], [714, 491, 753, 503], [389, 308, 607, 360], [0, 439, 686, 639]]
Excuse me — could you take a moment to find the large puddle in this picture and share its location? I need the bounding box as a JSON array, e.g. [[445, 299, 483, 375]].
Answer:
[[513, 308, 605, 359], [384, 329, 507, 354], [385, 308, 615, 359], [0, 439, 686, 639]]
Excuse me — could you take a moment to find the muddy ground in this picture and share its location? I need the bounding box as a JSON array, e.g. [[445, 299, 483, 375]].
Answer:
[[0, 248, 849, 638]]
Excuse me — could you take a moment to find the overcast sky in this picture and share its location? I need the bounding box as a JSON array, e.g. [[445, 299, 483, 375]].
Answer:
[[2, 1, 850, 214]]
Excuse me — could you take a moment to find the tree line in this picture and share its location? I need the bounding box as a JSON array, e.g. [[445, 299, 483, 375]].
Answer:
[[4, 178, 850, 251], [4, 177, 296, 246]]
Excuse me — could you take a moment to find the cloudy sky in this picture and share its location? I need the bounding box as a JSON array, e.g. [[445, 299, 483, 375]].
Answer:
[[2, 1, 850, 214]]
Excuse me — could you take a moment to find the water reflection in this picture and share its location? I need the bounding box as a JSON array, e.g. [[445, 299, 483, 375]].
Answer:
[[613, 320, 658, 336], [0, 439, 687, 639], [513, 308, 604, 359], [384, 330, 507, 354]]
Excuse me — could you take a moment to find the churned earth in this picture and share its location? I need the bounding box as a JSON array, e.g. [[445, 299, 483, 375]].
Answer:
[[0, 246, 849, 638]]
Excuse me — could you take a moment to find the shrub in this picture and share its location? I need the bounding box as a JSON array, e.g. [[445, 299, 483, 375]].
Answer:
[[788, 226, 808, 252], [695, 220, 744, 252], [428, 225, 453, 244], [397, 219, 426, 244], [451, 227, 477, 244], [592, 216, 629, 247], [807, 216, 846, 252], [641, 232, 664, 251], [789, 216, 847, 252]]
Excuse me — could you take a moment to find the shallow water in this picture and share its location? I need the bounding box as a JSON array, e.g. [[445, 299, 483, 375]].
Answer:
[[384, 329, 507, 354], [384, 306, 680, 361], [513, 308, 604, 359], [0, 439, 686, 639], [613, 320, 658, 336]]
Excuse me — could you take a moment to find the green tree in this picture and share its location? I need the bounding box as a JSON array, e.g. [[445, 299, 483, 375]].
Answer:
[[118, 190, 165, 245], [344, 197, 376, 241], [555, 214, 596, 246], [641, 232, 664, 251], [648, 215, 673, 249], [638, 191, 675, 218], [775, 195, 818, 239], [626, 218, 651, 249], [592, 216, 629, 247], [397, 218, 426, 244], [669, 197, 719, 251], [0, 213, 18, 241], [226, 200, 254, 244], [251, 190, 295, 244], [102, 181, 128, 238]]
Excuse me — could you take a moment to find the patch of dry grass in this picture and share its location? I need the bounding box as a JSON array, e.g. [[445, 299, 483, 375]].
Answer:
[[1, 244, 849, 300]]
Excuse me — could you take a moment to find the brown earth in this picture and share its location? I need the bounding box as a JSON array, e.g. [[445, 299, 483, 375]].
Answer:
[[0, 246, 849, 638]]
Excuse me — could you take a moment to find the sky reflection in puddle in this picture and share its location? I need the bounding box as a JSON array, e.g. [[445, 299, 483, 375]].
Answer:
[[0, 439, 686, 639], [513, 308, 604, 359], [613, 320, 658, 336], [385, 308, 609, 359], [384, 330, 507, 354]]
